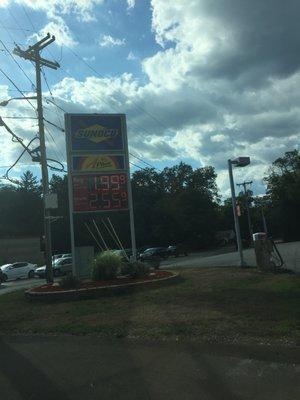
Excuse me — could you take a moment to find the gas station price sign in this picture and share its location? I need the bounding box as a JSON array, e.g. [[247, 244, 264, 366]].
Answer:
[[72, 173, 128, 212]]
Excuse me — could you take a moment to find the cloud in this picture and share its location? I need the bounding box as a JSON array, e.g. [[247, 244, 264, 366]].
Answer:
[[98, 35, 126, 48], [127, 0, 135, 9], [13, 0, 104, 22], [2, 0, 300, 196], [30, 16, 78, 48], [127, 51, 137, 61]]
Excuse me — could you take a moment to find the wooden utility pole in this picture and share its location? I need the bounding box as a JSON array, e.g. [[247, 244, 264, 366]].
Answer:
[[14, 34, 60, 283]]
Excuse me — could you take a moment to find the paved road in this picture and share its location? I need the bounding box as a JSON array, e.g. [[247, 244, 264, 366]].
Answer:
[[163, 241, 300, 273], [0, 335, 299, 400], [0, 277, 48, 296]]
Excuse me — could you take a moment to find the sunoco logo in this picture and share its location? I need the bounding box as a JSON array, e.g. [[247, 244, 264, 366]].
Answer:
[[75, 124, 118, 143]]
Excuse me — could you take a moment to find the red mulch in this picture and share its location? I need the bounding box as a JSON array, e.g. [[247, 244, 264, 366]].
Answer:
[[30, 270, 173, 293]]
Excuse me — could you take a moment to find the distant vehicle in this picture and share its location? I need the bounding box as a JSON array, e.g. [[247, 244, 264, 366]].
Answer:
[[52, 253, 72, 262], [35, 257, 72, 278], [0, 262, 37, 282], [112, 249, 132, 262], [139, 247, 169, 261], [167, 245, 188, 257]]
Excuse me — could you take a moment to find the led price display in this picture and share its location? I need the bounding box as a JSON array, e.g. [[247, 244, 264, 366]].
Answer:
[[73, 173, 128, 212]]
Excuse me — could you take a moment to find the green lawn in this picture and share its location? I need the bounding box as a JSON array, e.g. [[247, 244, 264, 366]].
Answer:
[[0, 267, 299, 345]]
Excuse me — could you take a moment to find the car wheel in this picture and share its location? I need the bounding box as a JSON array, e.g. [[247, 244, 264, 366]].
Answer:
[[28, 270, 34, 279], [2, 273, 8, 282]]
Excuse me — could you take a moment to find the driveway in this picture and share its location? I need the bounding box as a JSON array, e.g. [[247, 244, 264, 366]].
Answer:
[[0, 277, 47, 296], [162, 242, 300, 273], [0, 335, 299, 400]]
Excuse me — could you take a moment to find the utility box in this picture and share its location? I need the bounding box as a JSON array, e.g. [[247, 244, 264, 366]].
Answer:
[[74, 246, 94, 278], [253, 232, 273, 272]]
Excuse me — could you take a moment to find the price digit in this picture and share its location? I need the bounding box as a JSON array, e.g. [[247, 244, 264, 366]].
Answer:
[[112, 190, 121, 208], [110, 174, 120, 190], [101, 189, 110, 209]]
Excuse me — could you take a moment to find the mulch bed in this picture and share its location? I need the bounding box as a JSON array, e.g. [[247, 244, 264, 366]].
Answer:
[[29, 270, 174, 293]]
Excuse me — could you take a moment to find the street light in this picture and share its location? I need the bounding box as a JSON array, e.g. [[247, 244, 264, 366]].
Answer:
[[0, 96, 37, 107], [228, 156, 250, 267]]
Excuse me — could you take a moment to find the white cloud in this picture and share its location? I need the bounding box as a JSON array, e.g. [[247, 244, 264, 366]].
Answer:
[[127, 51, 137, 61], [30, 16, 78, 48], [98, 35, 126, 48], [14, 0, 104, 22], [127, 0, 135, 9]]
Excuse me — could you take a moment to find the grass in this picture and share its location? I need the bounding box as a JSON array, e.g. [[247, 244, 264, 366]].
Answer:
[[0, 267, 299, 345]]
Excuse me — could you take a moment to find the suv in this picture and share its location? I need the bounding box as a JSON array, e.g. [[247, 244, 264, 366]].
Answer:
[[139, 247, 169, 261]]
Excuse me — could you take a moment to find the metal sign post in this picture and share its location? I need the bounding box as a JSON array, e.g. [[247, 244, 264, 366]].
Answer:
[[65, 114, 137, 278]]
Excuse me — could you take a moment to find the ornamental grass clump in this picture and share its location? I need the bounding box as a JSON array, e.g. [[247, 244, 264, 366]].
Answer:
[[90, 251, 122, 281]]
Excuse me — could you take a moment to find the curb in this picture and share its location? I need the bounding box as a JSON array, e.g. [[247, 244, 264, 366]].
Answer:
[[25, 271, 181, 301]]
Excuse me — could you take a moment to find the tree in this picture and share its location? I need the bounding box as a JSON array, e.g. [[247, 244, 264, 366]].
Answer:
[[264, 150, 300, 240], [131, 162, 219, 248], [18, 170, 41, 194]]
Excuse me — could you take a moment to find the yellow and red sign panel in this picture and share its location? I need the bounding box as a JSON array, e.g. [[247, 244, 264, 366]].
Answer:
[[72, 154, 125, 172]]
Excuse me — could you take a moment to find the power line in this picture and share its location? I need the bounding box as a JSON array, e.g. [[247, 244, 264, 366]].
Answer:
[[129, 161, 148, 171], [0, 39, 36, 89], [1, 116, 37, 120], [5, 11, 167, 174], [0, 67, 36, 110], [0, 26, 35, 33], [129, 152, 160, 171], [67, 47, 171, 132]]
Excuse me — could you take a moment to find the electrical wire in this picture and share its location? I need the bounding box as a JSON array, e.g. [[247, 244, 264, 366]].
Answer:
[[0, 67, 36, 110], [0, 39, 36, 89], [3, 136, 39, 184], [5, 11, 166, 173]]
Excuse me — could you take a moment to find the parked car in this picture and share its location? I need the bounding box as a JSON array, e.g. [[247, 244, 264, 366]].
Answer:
[[0, 268, 4, 284], [167, 245, 188, 257], [112, 249, 132, 262], [52, 253, 72, 262], [35, 257, 72, 278], [0, 262, 37, 281], [139, 247, 169, 261]]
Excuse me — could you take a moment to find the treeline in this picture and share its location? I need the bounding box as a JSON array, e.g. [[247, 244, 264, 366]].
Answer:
[[0, 150, 299, 251]]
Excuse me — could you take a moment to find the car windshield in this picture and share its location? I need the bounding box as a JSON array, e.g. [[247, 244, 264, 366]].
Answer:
[[1, 264, 12, 268]]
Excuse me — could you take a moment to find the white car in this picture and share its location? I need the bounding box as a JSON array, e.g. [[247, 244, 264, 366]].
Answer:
[[0, 262, 37, 282], [52, 253, 72, 262], [35, 257, 72, 278]]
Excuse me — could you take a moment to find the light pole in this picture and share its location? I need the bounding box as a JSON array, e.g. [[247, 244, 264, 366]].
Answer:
[[0, 97, 37, 107], [236, 180, 253, 244], [228, 157, 250, 267]]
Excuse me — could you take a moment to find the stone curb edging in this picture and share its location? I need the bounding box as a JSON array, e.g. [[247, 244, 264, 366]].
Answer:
[[25, 271, 181, 301]]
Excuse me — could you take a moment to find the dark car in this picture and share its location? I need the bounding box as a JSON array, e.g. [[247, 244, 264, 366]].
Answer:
[[0, 268, 3, 284], [139, 247, 169, 261], [167, 245, 188, 257]]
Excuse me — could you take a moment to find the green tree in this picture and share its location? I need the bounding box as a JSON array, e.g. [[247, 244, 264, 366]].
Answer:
[[264, 150, 300, 240]]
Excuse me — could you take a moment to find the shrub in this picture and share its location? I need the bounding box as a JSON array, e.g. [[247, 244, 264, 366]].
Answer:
[[121, 261, 150, 278], [59, 274, 80, 289], [91, 251, 122, 281]]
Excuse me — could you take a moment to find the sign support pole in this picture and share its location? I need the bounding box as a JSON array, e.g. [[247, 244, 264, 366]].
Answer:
[[65, 116, 77, 278], [123, 117, 137, 261]]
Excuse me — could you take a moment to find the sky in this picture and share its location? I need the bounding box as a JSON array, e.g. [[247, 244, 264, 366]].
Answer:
[[0, 0, 300, 198]]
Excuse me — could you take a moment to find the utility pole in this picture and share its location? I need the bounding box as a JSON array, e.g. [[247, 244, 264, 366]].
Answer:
[[237, 180, 253, 244], [14, 34, 60, 283]]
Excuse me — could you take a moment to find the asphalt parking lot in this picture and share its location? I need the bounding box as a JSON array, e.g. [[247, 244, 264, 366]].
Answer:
[[1, 241, 299, 296], [0, 277, 55, 296]]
